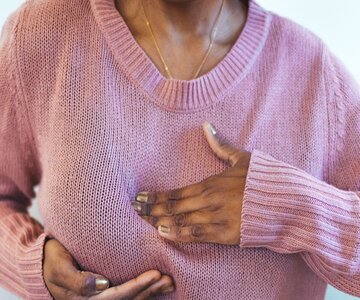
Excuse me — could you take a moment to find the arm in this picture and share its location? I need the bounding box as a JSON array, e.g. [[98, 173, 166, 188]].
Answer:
[[0, 7, 54, 300], [240, 47, 360, 296]]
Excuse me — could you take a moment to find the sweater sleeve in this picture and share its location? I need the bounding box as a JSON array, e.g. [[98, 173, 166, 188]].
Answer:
[[239, 47, 360, 296], [0, 7, 54, 300]]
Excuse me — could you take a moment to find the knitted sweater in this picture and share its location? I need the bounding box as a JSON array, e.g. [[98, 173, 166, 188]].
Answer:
[[0, 0, 359, 299]]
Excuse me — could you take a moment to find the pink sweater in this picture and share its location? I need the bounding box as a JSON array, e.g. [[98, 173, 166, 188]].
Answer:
[[0, 0, 359, 299]]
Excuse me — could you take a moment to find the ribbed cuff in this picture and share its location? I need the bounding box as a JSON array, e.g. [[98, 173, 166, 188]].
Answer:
[[239, 149, 319, 250], [239, 149, 359, 257], [17, 232, 54, 300]]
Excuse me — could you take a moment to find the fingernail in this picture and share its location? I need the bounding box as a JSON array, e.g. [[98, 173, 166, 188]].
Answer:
[[158, 225, 170, 234], [204, 121, 217, 136], [131, 201, 142, 212], [136, 192, 149, 203], [96, 278, 109, 291], [162, 286, 175, 294]]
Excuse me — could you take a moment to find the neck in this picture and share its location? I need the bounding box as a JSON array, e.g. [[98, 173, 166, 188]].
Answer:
[[117, 0, 247, 43], [146, 0, 226, 38]]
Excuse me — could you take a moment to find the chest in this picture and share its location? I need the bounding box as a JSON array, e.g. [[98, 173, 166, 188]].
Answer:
[[35, 77, 328, 294]]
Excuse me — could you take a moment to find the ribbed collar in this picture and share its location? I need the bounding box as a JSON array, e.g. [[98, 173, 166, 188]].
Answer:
[[90, 0, 271, 112]]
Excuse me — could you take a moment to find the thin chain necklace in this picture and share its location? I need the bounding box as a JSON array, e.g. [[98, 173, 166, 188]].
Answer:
[[140, 0, 226, 80]]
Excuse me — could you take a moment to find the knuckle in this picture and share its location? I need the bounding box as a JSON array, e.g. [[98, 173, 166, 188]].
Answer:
[[191, 224, 204, 239], [149, 216, 159, 227], [78, 274, 95, 296], [166, 200, 177, 216], [147, 192, 159, 204], [140, 203, 152, 216], [174, 213, 187, 227]]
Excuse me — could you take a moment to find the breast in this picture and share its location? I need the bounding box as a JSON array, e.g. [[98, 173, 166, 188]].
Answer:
[[39, 177, 323, 299], [37, 148, 322, 299]]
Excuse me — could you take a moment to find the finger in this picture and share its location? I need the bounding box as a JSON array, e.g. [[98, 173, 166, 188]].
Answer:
[[134, 191, 171, 204], [52, 269, 109, 297], [134, 181, 205, 205], [91, 270, 161, 300], [143, 210, 219, 228], [157, 223, 221, 243], [46, 242, 109, 296], [133, 275, 175, 300], [44, 239, 109, 296], [150, 194, 208, 217], [132, 192, 184, 216], [132, 175, 233, 217], [133, 177, 244, 219], [131, 185, 206, 216], [202, 121, 242, 166]]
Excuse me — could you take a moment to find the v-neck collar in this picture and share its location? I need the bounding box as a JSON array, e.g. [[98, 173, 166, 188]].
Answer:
[[90, 0, 271, 112]]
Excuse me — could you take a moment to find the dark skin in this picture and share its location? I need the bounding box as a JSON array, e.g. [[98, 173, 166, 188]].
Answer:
[[43, 239, 175, 299], [115, 0, 248, 80], [131, 122, 252, 244]]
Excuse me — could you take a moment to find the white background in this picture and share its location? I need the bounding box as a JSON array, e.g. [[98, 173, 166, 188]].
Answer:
[[0, 0, 359, 299]]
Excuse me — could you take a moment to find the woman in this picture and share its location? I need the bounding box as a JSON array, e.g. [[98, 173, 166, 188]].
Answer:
[[0, 0, 359, 299]]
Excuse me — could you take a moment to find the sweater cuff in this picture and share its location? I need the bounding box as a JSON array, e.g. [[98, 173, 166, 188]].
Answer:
[[239, 149, 324, 251], [17, 232, 54, 300]]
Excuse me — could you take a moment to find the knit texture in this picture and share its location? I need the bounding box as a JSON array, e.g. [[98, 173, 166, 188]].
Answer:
[[0, 0, 359, 299]]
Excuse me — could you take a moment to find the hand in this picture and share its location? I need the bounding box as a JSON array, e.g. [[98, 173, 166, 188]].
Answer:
[[131, 121, 251, 245], [43, 238, 175, 299]]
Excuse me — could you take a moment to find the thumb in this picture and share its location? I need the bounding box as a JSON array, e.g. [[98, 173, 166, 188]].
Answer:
[[49, 242, 109, 296], [74, 270, 110, 296], [55, 260, 110, 296], [202, 121, 242, 167]]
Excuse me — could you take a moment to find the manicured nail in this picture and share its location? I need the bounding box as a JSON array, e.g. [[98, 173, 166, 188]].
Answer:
[[158, 225, 170, 234], [131, 201, 142, 212], [136, 192, 149, 203], [96, 278, 109, 291], [204, 121, 217, 136]]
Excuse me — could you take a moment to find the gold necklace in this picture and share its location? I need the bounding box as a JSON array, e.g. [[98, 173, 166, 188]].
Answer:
[[140, 0, 226, 80]]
